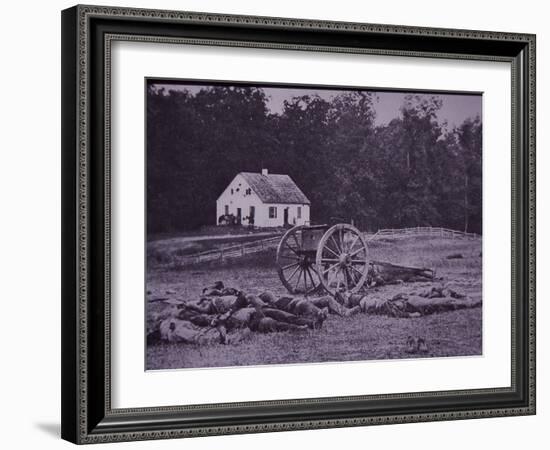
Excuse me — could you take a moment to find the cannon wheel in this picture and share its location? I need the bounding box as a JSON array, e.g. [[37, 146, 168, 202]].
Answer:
[[276, 225, 321, 294], [315, 224, 369, 295]]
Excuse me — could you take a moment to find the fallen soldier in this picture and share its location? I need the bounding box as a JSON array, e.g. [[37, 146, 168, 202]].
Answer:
[[149, 279, 481, 346], [152, 301, 256, 345], [147, 301, 221, 344], [345, 285, 481, 318], [189, 291, 266, 315], [175, 303, 217, 327], [247, 305, 310, 333], [405, 292, 481, 316], [333, 292, 368, 315], [211, 307, 256, 331], [410, 285, 470, 300], [150, 290, 317, 344], [333, 280, 481, 316], [212, 294, 322, 331], [147, 303, 181, 344], [195, 295, 240, 314], [368, 261, 435, 286], [158, 317, 227, 344], [262, 307, 319, 328], [201, 281, 240, 297], [260, 291, 346, 319]]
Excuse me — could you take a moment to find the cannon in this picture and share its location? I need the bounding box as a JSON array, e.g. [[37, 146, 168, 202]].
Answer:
[[276, 223, 369, 295]]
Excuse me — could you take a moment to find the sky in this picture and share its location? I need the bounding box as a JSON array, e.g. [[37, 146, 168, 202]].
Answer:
[[152, 83, 482, 129]]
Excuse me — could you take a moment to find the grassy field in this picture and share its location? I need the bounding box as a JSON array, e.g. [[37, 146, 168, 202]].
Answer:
[[147, 231, 282, 265], [147, 309, 481, 369], [146, 234, 482, 370]]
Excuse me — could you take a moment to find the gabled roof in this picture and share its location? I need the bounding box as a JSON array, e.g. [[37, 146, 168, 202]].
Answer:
[[239, 172, 310, 205]]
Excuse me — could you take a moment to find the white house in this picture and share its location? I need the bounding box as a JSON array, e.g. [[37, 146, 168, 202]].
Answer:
[[216, 169, 311, 228]]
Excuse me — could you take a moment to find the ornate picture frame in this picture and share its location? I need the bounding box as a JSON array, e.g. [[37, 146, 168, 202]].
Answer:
[[61, 5, 535, 444]]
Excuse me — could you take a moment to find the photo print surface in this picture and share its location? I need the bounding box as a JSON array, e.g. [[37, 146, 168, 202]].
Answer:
[[146, 79, 483, 370]]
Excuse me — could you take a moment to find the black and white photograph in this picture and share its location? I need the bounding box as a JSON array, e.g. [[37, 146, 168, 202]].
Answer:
[[0, 0, 543, 446], [146, 79, 483, 370]]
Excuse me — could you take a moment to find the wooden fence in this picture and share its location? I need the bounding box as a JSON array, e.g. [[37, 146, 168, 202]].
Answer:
[[173, 226, 479, 267], [175, 235, 282, 266], [368, 226, 480, 241]]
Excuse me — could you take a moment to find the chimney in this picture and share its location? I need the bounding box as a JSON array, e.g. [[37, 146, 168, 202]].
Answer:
[[261, 168, 268, 176]]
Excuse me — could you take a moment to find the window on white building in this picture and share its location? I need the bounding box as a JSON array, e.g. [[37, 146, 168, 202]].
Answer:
[[297, 206, 302, 219], [269, 207, 277, 219], [225, 205, 229, 215]]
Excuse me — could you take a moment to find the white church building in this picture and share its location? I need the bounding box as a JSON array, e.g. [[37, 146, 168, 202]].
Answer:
[[216, 169, 311, 228]]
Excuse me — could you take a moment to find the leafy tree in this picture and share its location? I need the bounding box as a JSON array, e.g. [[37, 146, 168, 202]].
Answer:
[[146, 86, 482, 235], [456, 116, 482, 233], [147, 86, 275, 232]]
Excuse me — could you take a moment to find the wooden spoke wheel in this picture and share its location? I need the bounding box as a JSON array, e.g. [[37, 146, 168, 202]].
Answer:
[[315, 224, 369, 295], [276, 225, 322, 294]]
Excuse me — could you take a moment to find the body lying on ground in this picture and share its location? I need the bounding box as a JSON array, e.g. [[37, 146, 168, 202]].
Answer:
[[149, 291, 324, 344], [148, 282, 481, 345]]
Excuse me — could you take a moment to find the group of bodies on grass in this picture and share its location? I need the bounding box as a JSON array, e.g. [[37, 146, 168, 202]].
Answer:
[[147, 281, 480, 346]]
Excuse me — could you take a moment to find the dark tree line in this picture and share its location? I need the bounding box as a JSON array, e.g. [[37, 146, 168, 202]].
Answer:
[[147, 85, 481, 234]]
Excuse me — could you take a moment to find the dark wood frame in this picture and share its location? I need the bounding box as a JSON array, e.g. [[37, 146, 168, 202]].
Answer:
[[61, 4, 536, 444]]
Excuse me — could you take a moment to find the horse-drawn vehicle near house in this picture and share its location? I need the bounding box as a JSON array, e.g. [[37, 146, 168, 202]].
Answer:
[[276, 223, 370, 295]]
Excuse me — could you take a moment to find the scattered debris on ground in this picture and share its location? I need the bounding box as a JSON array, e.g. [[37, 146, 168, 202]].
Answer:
[[369, 261, 435, 285], [406, 336, 429, 354], [446, 253, 464, 259]]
